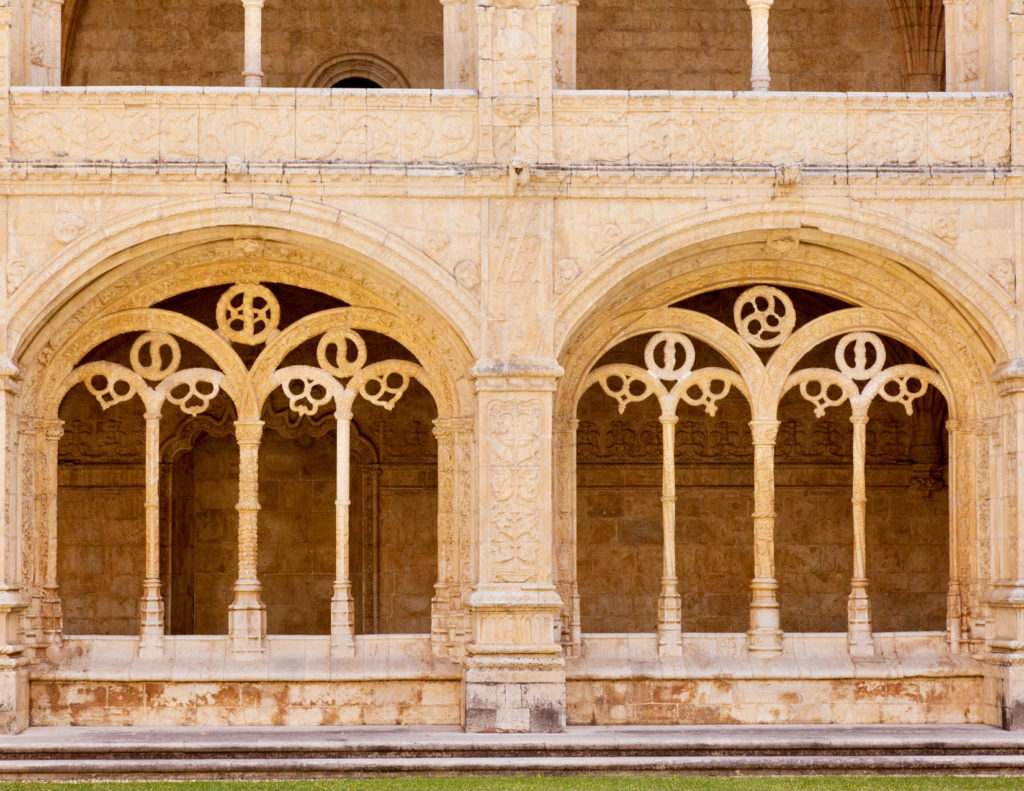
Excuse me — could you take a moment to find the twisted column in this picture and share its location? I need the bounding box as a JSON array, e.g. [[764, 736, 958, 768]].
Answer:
[[746, 0, 774, 91], [228, 419, 265, 657], [748, 419, 782, 655], [657, 411, 682, 657], [331, 410, 356, 658], [847, 411, 874, 656], [138, 409, 164, 657]]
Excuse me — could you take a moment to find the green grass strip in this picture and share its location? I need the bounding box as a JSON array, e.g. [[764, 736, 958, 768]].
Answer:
[[1, 778, 1024, 791]]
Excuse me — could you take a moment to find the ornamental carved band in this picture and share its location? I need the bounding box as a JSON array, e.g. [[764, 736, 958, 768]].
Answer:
[[488, 398, 544, 584]]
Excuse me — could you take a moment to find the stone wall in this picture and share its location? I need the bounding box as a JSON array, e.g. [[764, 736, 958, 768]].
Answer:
[[64, 0, 443, 88], [566, 676, 983, 724], [31, 679, 461, 726], [57, 387, 146, 636], [576, 0, 906, 91]]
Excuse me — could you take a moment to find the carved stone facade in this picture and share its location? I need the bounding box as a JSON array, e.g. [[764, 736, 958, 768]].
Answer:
[[0, 0, 1021, 735]]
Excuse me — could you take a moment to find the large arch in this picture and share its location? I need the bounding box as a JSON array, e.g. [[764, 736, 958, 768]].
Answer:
[[556, 200, 1011, 399], [12, 196, 479, 418], [554, 215, 1002, 668]]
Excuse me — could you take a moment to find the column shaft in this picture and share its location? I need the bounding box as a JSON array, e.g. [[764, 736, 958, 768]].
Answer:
[[241, 0, 264, 88], [331, 410, 355, 658], [746, 0, 774, 91], [748, 419, 782, 655], [847, 412, 874, 656], [657, 412, 681, 657], [227, 419, 265, 657], [138, 411, 164, 657]]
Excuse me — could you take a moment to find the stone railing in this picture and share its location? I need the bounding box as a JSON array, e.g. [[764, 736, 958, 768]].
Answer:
[[7, 88, 1012, 168]]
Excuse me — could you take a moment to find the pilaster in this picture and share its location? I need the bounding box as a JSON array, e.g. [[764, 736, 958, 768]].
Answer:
[[984, 359, 1024, 727], [1009, 8, 1024, 167], [475, 0, 576, 164], [0, 359, 26, 733], [466, 360, 565, 733]]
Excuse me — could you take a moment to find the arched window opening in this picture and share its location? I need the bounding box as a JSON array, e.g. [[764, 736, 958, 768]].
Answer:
[[567, 283, 952, 659], [332, 76, 384, 89], [50, 280, 442, 656]]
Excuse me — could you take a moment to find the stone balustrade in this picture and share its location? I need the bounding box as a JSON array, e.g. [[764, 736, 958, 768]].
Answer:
[[6, 88, 1011, 169]]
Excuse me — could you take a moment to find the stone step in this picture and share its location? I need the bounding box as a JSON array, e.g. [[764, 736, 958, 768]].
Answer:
[[2, 725, 1024, 780]]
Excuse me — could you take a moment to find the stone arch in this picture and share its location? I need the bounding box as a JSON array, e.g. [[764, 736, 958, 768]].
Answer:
[[303, 53, 410, 88], [10, 194, 480, 389], [18, 220, 475, 659], [555, 217, 999, 658], [557, 200, 1010, 406]]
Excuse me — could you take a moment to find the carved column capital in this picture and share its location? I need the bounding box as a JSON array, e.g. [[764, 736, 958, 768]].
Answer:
[[749, 419, 780, 445], [40, 420, 63, 443], [233, 419, 264, 445]]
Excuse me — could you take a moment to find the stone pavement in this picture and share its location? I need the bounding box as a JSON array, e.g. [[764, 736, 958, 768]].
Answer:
[[1, 724, 1024, 779]]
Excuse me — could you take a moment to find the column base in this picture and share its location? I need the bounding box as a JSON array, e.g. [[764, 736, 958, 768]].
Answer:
[[465, 585, 566, 733], [748, 577, 782, 656], [228, 581, 266, 659], [138, 580, 164, 659], [657, 586, 682, 658], [330, 583, 356, 659], [0, 655, 29, 734], [847, 582, 874, 657]]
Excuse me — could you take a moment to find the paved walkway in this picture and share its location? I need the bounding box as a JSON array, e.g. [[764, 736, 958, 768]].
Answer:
[[1, 724, 1023, 778]]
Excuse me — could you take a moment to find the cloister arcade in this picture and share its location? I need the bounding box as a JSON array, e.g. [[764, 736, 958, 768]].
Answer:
[[10, 0, 998, 93]]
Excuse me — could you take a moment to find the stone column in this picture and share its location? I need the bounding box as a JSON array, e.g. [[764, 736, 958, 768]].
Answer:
[[331, 409, 356, 658], [0, 360, 27, 733], [0, 2, 12, 163], [137, 408, 164, 658], [26, 0, 61, 85], [847, 410, 874, 656], [986, 359, 1024, 727], [1009, 8, 1024, 167], [942, 0, 966, 90], [748, 419, 782, 655], [37, 419, 62, 650], [887, 0, 945, 91], [657, 410, 682, 657], [466, 361, 565, 733], [241, 0, 264, 88], [442, 0, 477, 90], [746, 0, 774, 91], [227, 419, 265, 658], [552, 417, 580, 656]]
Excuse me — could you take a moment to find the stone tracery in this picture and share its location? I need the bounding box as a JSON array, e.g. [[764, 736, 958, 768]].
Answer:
[[575, 285, 951, 658], [41, 281, 446, 660]]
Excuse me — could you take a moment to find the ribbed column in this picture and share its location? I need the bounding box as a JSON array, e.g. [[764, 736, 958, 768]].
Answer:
[[38, 420, 63, 649], [137, 409, 164, 658], [847, 411, 874, 656], [657, 412, 682, 657], [887, 0, 944, 91], [228, 419, 265, 658], [553, 417, 580, 656], [746, 0, 774, 91], [748, 419, 782, 655], [331, 410, 356, 658], [241, 0, 264, 87]]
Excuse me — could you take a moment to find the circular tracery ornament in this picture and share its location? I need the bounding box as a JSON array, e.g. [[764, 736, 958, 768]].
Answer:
[[316, 328, 367, 379], [216, 283, 280, 345], [644, 332, 695, 382], [835, 332, 886, 381], [130, 331, 181, 381], [733, 286, 796, 348]]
